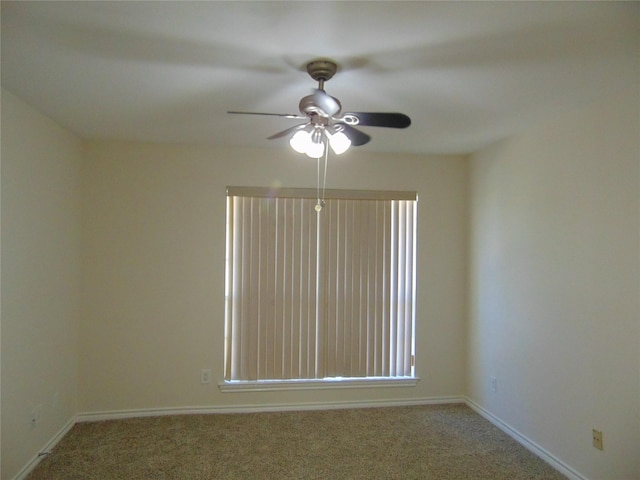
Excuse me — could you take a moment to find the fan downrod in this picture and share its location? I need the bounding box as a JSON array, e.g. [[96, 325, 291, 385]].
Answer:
[[306, 59, 337, 83]]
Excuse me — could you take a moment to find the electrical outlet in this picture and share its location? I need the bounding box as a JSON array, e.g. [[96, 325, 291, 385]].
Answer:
[[592, 429, 603, 450], [200, 369, 211, 384], [490, 376, 498, 393]]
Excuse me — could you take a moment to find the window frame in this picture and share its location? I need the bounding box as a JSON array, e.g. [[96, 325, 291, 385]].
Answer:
[[222, 187, 419, 391]]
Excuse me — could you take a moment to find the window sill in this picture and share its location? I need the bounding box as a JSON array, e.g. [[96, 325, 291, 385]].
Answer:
[[219, 377, 419, 393]]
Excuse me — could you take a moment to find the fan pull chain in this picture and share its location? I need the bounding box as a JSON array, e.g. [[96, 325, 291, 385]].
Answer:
[[315, 146, 329, 212]]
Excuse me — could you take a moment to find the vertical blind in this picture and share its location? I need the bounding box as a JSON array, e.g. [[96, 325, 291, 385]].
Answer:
[[225, 187, 417, 382]]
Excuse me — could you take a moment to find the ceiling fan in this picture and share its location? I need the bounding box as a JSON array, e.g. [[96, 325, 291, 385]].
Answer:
[[228, 58, 411, 157]]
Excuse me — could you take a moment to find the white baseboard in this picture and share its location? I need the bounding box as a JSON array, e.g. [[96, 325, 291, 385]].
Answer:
[[13, 415, 76, 480], [464, 397, 587, 480], [76, 395, 466, 422]]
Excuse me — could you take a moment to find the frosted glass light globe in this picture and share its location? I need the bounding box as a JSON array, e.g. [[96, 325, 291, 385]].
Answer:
[[289, 130, 311, 154], [305, 140, 325, 158], [329, 131, 351, 155]]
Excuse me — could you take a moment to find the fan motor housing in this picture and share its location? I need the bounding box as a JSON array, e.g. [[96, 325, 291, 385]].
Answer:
[[298, 94, 341, 119]]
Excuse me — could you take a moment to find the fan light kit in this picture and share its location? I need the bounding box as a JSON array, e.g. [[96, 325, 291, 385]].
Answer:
[[228, 58, 411, 209]]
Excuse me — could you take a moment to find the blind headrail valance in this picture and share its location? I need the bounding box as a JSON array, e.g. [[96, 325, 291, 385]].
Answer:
[[226, 186, 417, 202]]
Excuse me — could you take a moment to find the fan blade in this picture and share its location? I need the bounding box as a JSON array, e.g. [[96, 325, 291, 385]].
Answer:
[[312, 89, 341, 116], [342, 112, 411, 128], [228, 111, 305, 119], [340, 124, 371, 147], [267, 123, 308, 140]]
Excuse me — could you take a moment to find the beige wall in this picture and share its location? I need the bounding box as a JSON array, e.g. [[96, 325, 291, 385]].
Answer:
[[1, 90, 83, 479], [468, 85, 639, 479], [79, 142, 469, 412]]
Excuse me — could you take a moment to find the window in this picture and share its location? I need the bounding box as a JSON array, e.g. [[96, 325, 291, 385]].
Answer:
[[223, 187, 417, 389]]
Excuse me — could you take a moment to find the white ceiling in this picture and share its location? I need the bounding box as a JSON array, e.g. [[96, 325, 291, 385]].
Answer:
[[2, 1, 638, 155]]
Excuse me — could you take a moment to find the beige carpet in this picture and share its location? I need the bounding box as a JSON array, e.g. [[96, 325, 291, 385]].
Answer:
[[27, 403, 567, 479]]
